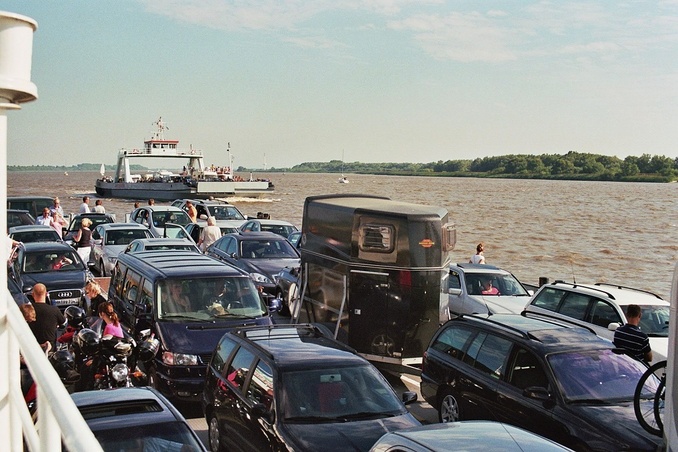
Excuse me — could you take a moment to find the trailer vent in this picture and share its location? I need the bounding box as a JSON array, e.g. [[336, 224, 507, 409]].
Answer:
[[359, 224, 394, 253]]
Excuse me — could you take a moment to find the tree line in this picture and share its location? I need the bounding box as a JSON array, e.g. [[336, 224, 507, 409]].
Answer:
[[9, 152, 678, 182]]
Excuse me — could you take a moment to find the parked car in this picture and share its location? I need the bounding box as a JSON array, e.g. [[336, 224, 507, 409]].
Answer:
[[124, 237, 201, 254], [203, 324, 420, 452], [273, 264, 301, 316], [420, 313, 662, 451], [206, 232, 301, 298], [128, 205, 192, 239], [370, 421, 574, 452], [446, 263, 532, 318], [91, 223, 153, 276], [9, 224, 62, 243], [524, 281, 670, 362], [183, 221, 238, 246], [7, 195, 54, 218], [9, 241, 92, 310], [171, 198, 247, 223], [239, 219, 299, 238], [71, 387, 206, 451], [287, 230, 302, 248], [7, 209, 35, 231], [63, 212, 116, 243], [108, 250, 277, 402]]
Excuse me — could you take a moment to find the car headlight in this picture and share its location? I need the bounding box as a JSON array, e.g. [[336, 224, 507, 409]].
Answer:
[[162, 351, 199, 366], [250, 273, 272, 284], [111, 363, 129, 382]]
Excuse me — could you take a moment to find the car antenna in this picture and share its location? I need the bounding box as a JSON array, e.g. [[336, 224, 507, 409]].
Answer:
[[571, 258, 577, 284]]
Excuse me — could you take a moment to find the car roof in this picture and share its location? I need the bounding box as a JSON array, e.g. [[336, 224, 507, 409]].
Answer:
[[540, 281, 667, 307], [130, 238, 195, 245], [140, 205, 186, 212], [22, 241, 75, 252], [230, 231, 288, 240], [245, 219, 295, 226], [450, 263, 510, 274], [230, 325, 366, 370], [9, 224, 56, 233], [453, 313, 611, 351], [118, 250, 249, 278], [71, 387, 182, 427], [96, 223, 149, 231]]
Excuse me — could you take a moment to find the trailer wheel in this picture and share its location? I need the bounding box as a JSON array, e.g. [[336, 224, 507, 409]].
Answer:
[[370, 333, 395, 356], [287, 283, 300, 318]]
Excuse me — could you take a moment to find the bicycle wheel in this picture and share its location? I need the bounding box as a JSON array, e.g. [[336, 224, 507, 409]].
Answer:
[[633, 360, 667, 437], [653, 376, 665, 434]]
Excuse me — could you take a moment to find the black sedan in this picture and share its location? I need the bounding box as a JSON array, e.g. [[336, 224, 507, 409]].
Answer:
[[71, 387, 206, 451], [205, 232, 300, 298], [8, 241, 93, 310], [9, 224, 62, 243]]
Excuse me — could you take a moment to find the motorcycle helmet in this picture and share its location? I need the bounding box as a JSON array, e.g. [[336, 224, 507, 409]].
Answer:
[[49, 350, 76, 380], [138, 337, 160, 362], [74, 328, 100, 355], [64, 305, 86, 329]]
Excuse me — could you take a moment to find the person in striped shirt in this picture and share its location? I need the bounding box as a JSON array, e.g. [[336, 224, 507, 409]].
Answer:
[[613, 304, 653, 364]]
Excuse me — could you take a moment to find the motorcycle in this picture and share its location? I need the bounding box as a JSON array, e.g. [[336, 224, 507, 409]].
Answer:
[[72, 327, 159, 390]]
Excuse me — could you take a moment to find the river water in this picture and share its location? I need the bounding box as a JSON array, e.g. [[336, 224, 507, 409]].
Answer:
[[8, 171, 678, 299]]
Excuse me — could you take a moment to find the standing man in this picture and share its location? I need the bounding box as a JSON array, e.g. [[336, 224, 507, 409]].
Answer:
[[29, 283, 66, 349], [186, 200, 198, 223], [79, 196, 91, 214], [613, 304, 653, 363], [198, 216, 222, 252], [35, 207, 53, 226], [50, 197, 64, 217]]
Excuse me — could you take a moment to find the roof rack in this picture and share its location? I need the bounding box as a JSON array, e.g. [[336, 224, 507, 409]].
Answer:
[[463, 314, 542, 342], [594, 283, 663, 300], [551, 280, 616, 300], [233, 323, 343, 359], [521, 310, 598, 335]]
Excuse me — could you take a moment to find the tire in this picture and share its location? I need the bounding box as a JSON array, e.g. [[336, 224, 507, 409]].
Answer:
[[277, 289, 290, 316], [208, 413, 225, 452], [147, 365, 159, 391], [287, 283, 300, 318], [438, 391, 460, 423], [633, 360, 666, 437]]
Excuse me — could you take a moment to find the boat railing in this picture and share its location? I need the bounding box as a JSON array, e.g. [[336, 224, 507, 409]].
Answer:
[[118, 148, 204, 157], [0, 288, 103, 452]]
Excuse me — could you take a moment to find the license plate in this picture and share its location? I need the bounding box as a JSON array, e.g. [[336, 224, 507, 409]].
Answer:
[[54, 298, 79, 306]]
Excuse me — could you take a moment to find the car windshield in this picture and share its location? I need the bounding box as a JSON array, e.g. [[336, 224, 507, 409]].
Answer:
[[22, 250, 84, 273], [208, 205, 245, 220], [282, 364, 404, 421], [624, 304, 670, 337], [91, 421, 203, 452], [240, 240, 299, 259], [155, 223, 190, 240], [146, 245, 198, 252], [152, 211, 192, 227], [548, 349, 649, 402], [105, 229, 150, 246], [157, 277, 266, 321], [261, 224, 297, 238], [457, 273, 529, 296]]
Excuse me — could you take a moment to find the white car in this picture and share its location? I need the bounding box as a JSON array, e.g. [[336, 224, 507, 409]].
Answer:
[[91, 223, 153, 276], [524, 281, 669, 362], [238, 219, 298, 238], [446, 263, 532, 319], [123, 238, 201, 254]]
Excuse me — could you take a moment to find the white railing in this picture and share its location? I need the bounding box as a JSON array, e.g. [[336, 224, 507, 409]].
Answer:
[[0, 289, 103, 452]]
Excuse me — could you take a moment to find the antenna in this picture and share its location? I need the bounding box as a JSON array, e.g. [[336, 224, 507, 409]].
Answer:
[[571, 258, 577, 284]]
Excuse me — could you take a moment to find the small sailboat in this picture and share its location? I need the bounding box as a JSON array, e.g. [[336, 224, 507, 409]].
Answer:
[[99, 163, 105, 177]]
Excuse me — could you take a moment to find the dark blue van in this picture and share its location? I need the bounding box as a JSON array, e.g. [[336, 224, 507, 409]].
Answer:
[[108, 250, 275, 402]]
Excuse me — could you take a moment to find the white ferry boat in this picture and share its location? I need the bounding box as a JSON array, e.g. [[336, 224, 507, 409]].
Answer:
[[95, 118, 274, 201]]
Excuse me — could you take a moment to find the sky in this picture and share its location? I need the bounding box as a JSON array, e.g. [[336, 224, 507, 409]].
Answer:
[[3, 1, 678, 169]]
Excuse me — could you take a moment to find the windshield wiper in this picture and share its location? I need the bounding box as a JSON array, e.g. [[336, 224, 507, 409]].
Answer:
[[213, 313, 259, 319], [339, 411, 398, 421], [566, 398, 615, 405], [162, 314, 202, 320], [284, 416, 340, 423]]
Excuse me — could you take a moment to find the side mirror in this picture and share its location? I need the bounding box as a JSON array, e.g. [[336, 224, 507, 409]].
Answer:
[[401, 391, 417, 405], [608, 322, 621, 331], [448, 288, 462, 296], [251, 403, 273, 423], [268, 297, 282, 313], [523, 386, 551, 402]]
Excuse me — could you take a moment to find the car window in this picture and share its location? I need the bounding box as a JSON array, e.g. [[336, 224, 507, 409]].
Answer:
[[241, 240, 298, 259], [431, 325, 474, 360], [587, 299, 622, 327], [507, 348, 549, 390], [464, 332, 512, 379], [246, 361, 274, 410], [558, 293, 591, 320], [212, 336, 238, 375], [210, 206, 245, 220], [449, 271, 461, 290], [123, 269, 142, 312], [140, 278, 154, 313], [226, 347, 256, 390], [531, 287, 567, 311]]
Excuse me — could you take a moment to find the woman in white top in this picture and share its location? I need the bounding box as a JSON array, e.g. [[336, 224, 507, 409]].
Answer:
[[469, 243, 486, 264]]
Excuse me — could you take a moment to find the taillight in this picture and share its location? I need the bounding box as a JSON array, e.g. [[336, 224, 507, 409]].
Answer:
[[399, 270, 412, 288]]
